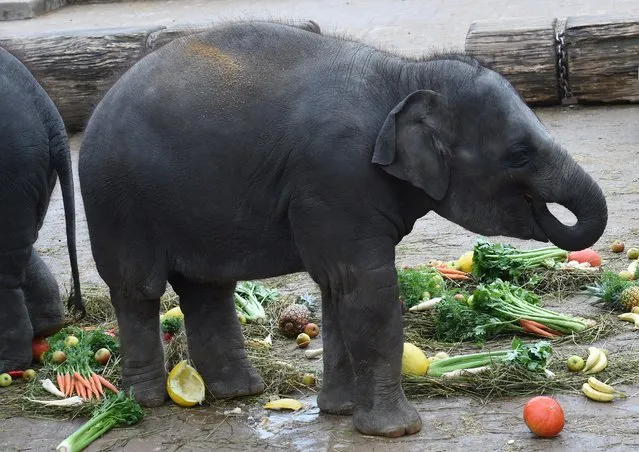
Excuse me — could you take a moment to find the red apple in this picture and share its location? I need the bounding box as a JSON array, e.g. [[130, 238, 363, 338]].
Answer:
[[32, 337, 49, 362], [304, 323, 319, 338]]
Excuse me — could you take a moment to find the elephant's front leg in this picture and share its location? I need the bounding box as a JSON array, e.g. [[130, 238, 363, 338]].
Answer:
[[338, 259, 421, 437], [317, 288, 356, 415]]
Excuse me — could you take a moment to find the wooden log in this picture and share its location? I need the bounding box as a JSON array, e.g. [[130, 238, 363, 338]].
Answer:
[[0, 27, 160, 132], [464, 18, 559, 105], [565, 15, 639, 104]]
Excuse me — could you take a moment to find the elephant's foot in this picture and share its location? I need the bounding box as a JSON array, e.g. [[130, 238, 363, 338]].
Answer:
[[201, 360, 265, 400], [122, 361, 167, 407], [317, 385, 355, 415], [353, 396, 422, 438], [0, 288, 34, 373]]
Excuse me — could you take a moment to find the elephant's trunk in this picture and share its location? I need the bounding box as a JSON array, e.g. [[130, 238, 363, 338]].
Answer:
[[530, 153, 608, 252]]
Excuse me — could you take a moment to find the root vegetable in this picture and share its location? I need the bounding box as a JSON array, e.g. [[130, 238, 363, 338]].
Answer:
[[408, 297, 442, 312], [304, 348, 323, 359], [41, 378, 66, 398]]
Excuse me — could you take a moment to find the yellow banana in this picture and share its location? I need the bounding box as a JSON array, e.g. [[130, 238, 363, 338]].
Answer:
[[581, 383, 617, 402], [587, 377, 617, 394], [584, 351, 608, 375], [582, 347, 602, 373]]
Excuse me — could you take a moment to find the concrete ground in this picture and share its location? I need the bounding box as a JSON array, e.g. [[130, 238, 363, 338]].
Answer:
[[1, 1, 639, 451]]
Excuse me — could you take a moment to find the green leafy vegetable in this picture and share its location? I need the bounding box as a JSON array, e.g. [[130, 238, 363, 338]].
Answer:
[[56, 391, 144, 452], [160, 316, 183, 334], [234, 281, 279, 323], [397, 265, 446, 309], [472, 239, 568, 282], [434, 295, 521, 344], [504, 337, 553, 372], [471, 279, 586, 335]]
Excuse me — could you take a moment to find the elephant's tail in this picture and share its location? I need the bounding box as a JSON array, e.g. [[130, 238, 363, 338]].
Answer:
[[50, 127, 85, 318]]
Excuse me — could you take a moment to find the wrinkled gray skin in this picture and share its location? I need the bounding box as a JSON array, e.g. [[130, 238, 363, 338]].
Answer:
[[78, 21, 607, 437], [0, 47, 84, 373]]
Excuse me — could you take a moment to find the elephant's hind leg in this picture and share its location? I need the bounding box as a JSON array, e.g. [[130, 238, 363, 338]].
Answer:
[[169, 275, 265, 399], [111, 291, 167, 407]]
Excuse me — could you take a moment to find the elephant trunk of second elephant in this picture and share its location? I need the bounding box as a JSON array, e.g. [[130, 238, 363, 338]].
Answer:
[[531, 150, 607, 252]]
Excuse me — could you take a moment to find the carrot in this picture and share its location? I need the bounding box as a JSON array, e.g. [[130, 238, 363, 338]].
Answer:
[[92, 373, 104, 397], [73, 372, 92, 392], [440, 274, 471, 280], [436, 267, 469, 276], [68, 378, 75, 397], [519, 320, 558, 338], [56, 373, 65, 395], [65, 373, 72, 397], [88, 374, 99, 399], [523, 319, 564, 336], [96, 374, 119, 394], [74, 376, 86, 400]]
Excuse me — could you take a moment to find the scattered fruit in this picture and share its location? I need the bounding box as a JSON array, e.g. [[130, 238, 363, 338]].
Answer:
[[264, 398, 304, 411], [632, 306, 639, 314], [618, 312, 639, 328], [166, 360, 206, 407], [619, 286, 639, 311], [567, 248, 601, 267], [434, 351, 450, 360], [618, 271, 635, 281], [94, 348, 112, 365], [23, 369, 37, 382], [0, 373, 12, 387], [160, 306, 184, 323], [458, 251, 474, 273], [401, 342, 429, 376], [566, 355, 585, 372], [278, 304, 311, 338], [582, 346, 608, 375], [163, 332, 174, 342], [295, 333, 311, 348], [523, 396, 565, 437], [51, 350, 67, 364], [302, 373, 316, 387], [581, 378, 625, 402], [237, 313, 247, 324], [64, 335, 79, 348], [453, 293, 466, 303], [627, 248, 639, 260], [32, 337, 49, 362], [610, 240, 625, 253], [304, 323, 319, 338]]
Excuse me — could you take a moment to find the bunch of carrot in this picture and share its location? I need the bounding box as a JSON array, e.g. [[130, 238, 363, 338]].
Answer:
[[433, 266, 471, 281], [519, 319, 565, 339], [56, 368, 118, 401]]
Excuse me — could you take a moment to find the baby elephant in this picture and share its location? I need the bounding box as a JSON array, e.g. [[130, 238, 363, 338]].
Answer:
[[0, 47, 83, 373], [78, 21, 606, 437]]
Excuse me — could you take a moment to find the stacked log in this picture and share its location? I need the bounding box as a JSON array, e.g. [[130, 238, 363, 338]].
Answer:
[[465, 14, 639, 106]]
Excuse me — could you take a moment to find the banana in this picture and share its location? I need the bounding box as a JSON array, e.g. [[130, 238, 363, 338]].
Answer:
[[582, 347, 602, 373], [584, 350, 608, 375], [581, 382, 618, 402], [587, 377, 618, 394]]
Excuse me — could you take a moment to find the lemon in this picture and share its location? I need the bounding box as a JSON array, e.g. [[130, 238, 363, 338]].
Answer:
[[402, 342, 429, 376], [166, 360, 206, 407], [458, 251, 474, 273]]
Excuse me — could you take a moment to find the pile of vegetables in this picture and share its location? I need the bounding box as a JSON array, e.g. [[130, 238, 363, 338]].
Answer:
[[40, 327, 120, 401], [234, 281, 279, 324], [397, 265, 447, 310], [471, 239, 600, 282], [56, 390, 144, 452], [434, 279, 587, 343]]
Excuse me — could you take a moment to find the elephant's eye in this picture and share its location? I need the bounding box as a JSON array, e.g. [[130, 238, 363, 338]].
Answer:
[[505, 147, 530, 168]]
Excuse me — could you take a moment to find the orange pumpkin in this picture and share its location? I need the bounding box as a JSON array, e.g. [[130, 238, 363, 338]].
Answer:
[[523, 396, 565, 437], [567, 248, 601, 267]]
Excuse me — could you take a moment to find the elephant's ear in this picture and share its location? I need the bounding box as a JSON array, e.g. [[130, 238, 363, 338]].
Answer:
[[372, 89, 451, 200]]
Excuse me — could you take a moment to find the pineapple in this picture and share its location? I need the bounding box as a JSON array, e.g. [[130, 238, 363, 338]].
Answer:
[[585, 271, 639, 312], [619, 286, 639, 311], [278, 303, 311, 338]]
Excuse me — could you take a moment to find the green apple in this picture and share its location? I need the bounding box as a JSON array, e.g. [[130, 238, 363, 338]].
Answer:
[[64, 335, 79, 347], [0, 373, 12, 387], [22, 369, 37, 382], [566, 355, 585, 372]]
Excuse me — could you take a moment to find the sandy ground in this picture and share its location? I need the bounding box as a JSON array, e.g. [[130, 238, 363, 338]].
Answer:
[[1, 1, 639, 451]]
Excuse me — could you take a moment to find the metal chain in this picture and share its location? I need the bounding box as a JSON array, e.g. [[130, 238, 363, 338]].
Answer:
[[554, 19, 577, 105]]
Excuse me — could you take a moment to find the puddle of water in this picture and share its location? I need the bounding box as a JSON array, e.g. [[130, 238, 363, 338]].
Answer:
[[252, 395, 321, 439]]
